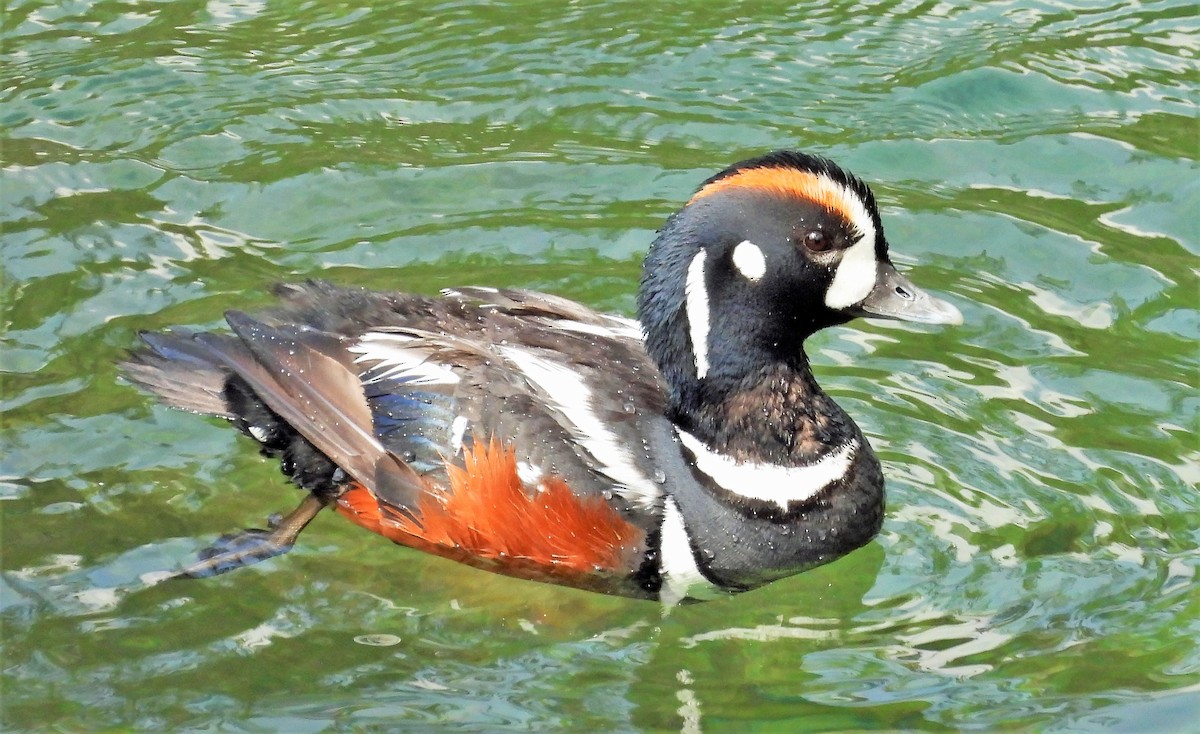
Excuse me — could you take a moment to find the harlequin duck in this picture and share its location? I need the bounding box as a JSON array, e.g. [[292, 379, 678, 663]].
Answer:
[[122, 151, 961, 602]]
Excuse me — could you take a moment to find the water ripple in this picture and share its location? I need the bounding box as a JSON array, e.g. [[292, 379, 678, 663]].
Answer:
[[2, 0, 1196, 731]]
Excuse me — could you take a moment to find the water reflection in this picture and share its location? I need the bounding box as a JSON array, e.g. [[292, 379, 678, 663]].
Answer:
[[3, 0, 1196, 730]]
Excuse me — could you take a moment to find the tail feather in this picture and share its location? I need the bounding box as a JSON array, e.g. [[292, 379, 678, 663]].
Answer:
[[119, 331, 235, 418], [122, 310, 430, 516]]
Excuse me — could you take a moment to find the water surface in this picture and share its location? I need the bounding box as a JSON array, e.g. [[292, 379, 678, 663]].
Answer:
[[3, 1, 1197, 731]]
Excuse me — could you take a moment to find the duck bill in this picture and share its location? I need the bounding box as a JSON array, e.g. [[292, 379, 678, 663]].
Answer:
[[849, 261, 962, 325]]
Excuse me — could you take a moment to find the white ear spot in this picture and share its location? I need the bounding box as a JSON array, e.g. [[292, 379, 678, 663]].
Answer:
[[685, 251, 711, 379], [731, 240, 767, 281]]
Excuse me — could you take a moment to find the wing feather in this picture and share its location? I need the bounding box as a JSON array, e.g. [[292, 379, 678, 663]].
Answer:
[[215, 312, 426, 510]]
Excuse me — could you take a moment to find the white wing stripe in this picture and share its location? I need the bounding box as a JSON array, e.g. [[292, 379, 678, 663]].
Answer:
[[499, 346, 662, 509], [350, 332, 461, 385], [544, 318, 644, 341]]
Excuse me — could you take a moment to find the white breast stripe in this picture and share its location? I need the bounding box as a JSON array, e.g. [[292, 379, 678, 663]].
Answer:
[[731, 240, 767, 281], [498, 346, 662, 509], [824, 183, 879, 310], [685, 250, 710, 379], [659, 497, 718, 605], [350, 332, 461, 385], [677, 429, 857, 510]]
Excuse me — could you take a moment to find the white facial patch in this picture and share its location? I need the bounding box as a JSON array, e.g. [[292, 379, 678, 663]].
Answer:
[[685, 250, 711, 379], [731, 240, 767, 281], [498, 346, 662, 509], [351, 332, 461, 385], [823, 189, 879, 310], [825, 238, 878, 310], [677, 429, 857, 510]]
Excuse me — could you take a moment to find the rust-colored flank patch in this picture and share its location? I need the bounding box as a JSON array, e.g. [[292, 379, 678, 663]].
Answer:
[[336, 439, 641, 577], [690, 165, 853, 222]]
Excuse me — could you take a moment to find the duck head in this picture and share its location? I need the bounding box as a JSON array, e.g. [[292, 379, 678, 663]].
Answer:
[[637, 150, 961, 412]]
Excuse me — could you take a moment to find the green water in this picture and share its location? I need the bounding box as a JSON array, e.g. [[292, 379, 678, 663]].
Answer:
[[2, 1, 1197, 731]]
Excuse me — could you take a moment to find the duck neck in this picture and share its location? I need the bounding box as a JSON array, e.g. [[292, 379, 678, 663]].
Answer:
[[667, 350, 859, 466]]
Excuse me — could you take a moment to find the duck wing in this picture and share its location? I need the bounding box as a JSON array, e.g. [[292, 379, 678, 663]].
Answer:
[[124, 280, 669, 514]]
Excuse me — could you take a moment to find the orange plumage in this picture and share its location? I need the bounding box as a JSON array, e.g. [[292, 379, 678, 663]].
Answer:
[[690, 165, 852, 222], [336, 439, 643, 579]]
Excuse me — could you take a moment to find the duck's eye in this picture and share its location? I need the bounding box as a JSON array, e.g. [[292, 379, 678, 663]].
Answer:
[[802, 230, 831, 253]]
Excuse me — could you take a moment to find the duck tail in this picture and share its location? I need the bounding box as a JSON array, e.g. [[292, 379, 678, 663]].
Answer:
[[119, 330, 236, 418]]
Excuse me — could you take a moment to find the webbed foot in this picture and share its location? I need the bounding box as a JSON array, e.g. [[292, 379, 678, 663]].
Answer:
[[174, 494, 328, 579]]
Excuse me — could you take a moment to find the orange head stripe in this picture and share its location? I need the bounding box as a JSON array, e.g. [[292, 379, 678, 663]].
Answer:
[[690, 166, 851, 221]]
